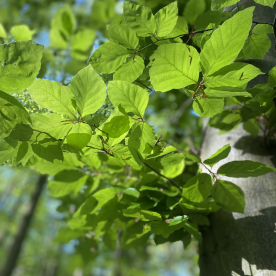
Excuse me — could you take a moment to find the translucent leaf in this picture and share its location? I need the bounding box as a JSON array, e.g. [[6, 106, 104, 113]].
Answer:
[[128, 122, 155, 165], [217, 160, 276, 177], [71, 29, 96, 51], [48, 170, 88, 197], [123, 208, 162, 221], [150, 44, 200, 92], [0, 41, 43, 93], [193, 97, 224, 117], [200, 7, 254, 77], [182, 152, 201, 163], [184, 0, 206, 25], [74, 188, 120, 216], [205, 87, 252, 98], [0, 138, 19, 164], [165, 16, 188, 38], [114, 56, 145, 82], [211, 0, 239, 11], [66, 123, 92, 151], [30, 113, 73, 140], [182, 173, 213, 203], [123, 1, 156, 37], [242, 34, 271, 59], [69, 65, 106, 117], [90, 42, 130, 73], [203, 144, 231, 167], [107, 24, 139, 49], [28, 79, 76, 117], [212, 180, 245, 213], [205, 63, 264, 88], [155, 2, 178, 37], [0, 24, 7, 38], [0, 91, 30, 138], [102, 116, 130, 138], [254, 0, 275, 7], [31, 135, 63, 162], [33, 152, 83, 175], [108, 81, 149, 117], [16, 142, 34, 166], [10, 25, 35, 41]]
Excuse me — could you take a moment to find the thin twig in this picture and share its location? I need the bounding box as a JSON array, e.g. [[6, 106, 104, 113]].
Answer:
[[143, 162, 182, 190], [135, 79, 152, 91]]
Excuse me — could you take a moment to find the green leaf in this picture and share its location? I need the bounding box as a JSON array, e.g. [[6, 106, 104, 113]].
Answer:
[[193, 97, 224, 118], [8, 124, 33, 142], [123, 1, 156, 37], [0, 138, 19, 164], [268, 65, 276, 87], [108, 81, 149, 117], [48, 170, 88, 197], [123, 208, 162, 221], [217, 160, 276, 177], [254, 0, 275, 8], [30, 113, 73, 140], [164, 16, 188, 37], [205, 87, 252, 98], [183, 221, 202, 243], [212, 180, 245, 213], [204, 144, 231, 167], [200, 7, 254, 77], [107, 24, 139, 49], [74, 188, 119, 216], [182, 173, 213, 203], [0, 41, 43, 93], [69, 65, 106, 117], [243, 118, 259, 137], [150, 44, 200, 92], [71, 29, 96, 51], [151, 216, 188, 238], [183, 0, 206, 25], [16, 142, 34, 166], [205, 63, 264, 88], [0, 91, 31, 138], [128, 122, 155, 165], [180, 198, 220, 214], [28, 79, 76, 117], [50, 5, 76, 49], [10, 25, 35, 41], [31, 135, 63, 162], [90, 42, 130, 73], [114, 56, 145, 83], [66, 123, 92, 151], [0, 24, 7, 38], [182, 152, 201, 163], [242, 34, 271, 59], [33, 152, 83, 175], [155, 2, 178, 37], [102, 116, 130, 138], [211, 0, 239, 11]]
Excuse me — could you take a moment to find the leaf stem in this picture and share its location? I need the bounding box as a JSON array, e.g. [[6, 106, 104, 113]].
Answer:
[[143, 161, 182, 191]]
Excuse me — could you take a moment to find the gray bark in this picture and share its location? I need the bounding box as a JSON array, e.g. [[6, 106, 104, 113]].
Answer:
[[199, 125, 276, 276], [199, 2, 276, 275]]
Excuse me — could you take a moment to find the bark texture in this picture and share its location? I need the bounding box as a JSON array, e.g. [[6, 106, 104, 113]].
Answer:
[[199, 1, 276, 275], [199, 125, 276, 276], [1, 174, 47, 276]]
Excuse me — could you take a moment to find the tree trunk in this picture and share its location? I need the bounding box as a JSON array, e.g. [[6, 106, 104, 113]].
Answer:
[[199, 124, 276, 276], [1, 174, 47, 276], [199, 1, 276, 275]]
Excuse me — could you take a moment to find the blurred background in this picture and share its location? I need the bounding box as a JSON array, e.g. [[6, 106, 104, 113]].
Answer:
[[0, 0, 202, 275]]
